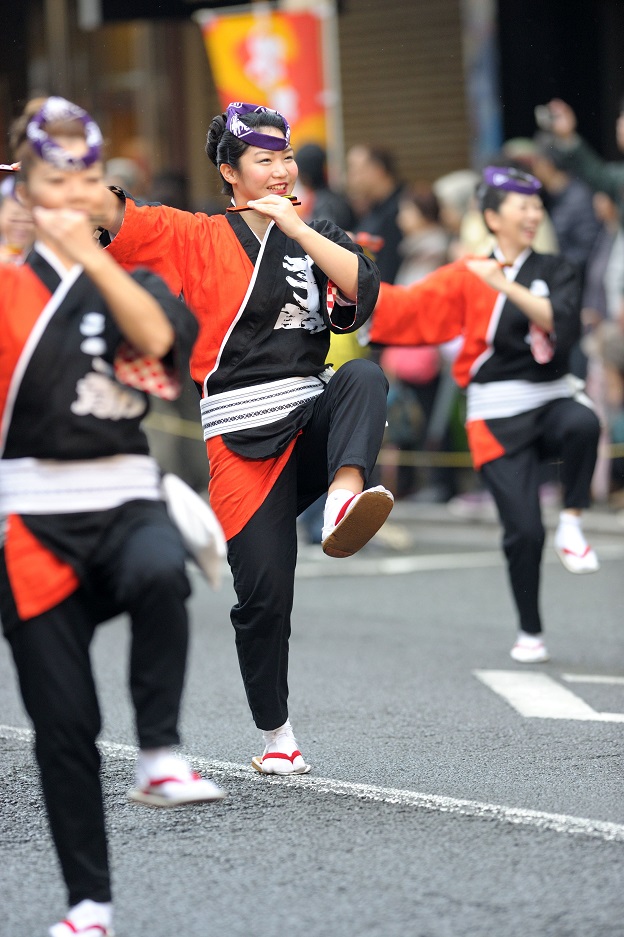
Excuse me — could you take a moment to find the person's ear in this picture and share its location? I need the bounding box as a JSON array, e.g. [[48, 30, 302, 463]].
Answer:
[[483, 207, 500, 234], [14, 181, 31, 210], [220, 164, 237, 186]]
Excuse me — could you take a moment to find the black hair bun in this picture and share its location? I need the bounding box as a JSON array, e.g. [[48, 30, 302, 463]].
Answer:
[[205, 113, 227, 165]]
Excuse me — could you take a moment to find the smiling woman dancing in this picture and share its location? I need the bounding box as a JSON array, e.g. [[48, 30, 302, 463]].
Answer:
[[98, 102, 392, 776], [0, 97, 225, 937], [370, 167, 601, 664]]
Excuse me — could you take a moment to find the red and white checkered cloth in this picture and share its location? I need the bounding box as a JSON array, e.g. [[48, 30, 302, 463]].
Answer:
[[114, 342, 181, 400], [528, 323, 555, 364], [326, 280, 357, 331]]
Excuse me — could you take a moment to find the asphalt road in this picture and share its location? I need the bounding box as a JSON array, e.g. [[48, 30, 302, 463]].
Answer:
[[1, 505, 623, 937]]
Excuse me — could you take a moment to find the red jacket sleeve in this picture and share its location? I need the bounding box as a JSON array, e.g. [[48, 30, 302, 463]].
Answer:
[[106, 196, 206, 297], [369, 262, 468, 347]]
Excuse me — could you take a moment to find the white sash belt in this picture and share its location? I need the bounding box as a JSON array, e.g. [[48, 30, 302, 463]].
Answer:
[[0, 455, 161, 515], [467, 376, 574, 421], [200, 372, 333, 441]]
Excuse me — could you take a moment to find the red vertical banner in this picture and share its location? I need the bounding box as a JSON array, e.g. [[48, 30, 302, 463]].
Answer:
[[195, 5, 328, 149]]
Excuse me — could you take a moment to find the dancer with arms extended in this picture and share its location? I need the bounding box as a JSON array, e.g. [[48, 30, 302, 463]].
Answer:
[[0, 97, 224, 937], [370, 167, 600, 663], [98, 102, 392, 775]]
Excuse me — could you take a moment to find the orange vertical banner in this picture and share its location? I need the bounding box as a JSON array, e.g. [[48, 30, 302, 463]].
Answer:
[[194, 5, 328, 149]]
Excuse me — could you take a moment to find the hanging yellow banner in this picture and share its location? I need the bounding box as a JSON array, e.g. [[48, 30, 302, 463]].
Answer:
[[195, 5, 328, 148]]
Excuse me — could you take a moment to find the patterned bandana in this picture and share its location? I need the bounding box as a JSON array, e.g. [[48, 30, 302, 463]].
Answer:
[[26, 97, 103, 171], [482, 166, 542, 195], [225, 102, 290, 151]]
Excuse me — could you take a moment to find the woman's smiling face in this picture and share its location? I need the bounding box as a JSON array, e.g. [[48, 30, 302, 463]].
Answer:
[[224, 126, 298, 204], [485, 191, 545, 251]]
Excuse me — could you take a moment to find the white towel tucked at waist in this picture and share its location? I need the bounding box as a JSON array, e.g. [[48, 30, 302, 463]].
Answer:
[[0, 454, 161, 515], [467, 376, 574, 422]]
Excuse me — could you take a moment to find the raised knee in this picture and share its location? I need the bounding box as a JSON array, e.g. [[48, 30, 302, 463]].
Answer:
[[338, 357, 387, 387], [578, 409, 601, 445]]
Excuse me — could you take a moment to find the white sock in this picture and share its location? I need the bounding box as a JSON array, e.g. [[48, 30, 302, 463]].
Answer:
[[67, 900, 113, 928], [323, 488, 356, 533], [262, 719, 293, 743], [556, 512, 589, 554], [137, 746, 176, 779], [516, 631, 544, 646], [559, 511, 582, 528]]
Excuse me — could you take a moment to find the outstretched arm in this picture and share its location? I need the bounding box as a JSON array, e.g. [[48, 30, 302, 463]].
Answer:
[[369, 263, 467, 347]]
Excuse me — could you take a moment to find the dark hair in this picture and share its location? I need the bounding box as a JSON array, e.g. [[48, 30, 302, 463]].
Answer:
[[295, 142, 326, 190], [364, 145, 398, 181], [402, 184, 440, 224], [478, 184, 510, 224], [205, 109, 289, 197]]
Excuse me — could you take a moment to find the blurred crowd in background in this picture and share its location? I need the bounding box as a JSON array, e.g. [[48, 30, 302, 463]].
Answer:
[[2, 97, 623, 533]]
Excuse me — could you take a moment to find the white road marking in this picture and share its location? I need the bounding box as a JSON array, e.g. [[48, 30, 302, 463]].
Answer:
[[296, 550, 505, 578], [2, 723, 624, 844], [562, 674, 624, 686], [474, 670, 624, 723], [295, 542, 624, 578]]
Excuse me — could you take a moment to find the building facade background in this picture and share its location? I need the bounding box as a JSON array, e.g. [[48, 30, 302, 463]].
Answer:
[[1, 1, 623, 207]]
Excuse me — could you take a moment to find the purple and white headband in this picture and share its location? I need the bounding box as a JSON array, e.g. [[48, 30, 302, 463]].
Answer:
[[225, 102, 290, 151], [26, 97, 103, 171], [482, 166, 541, 195]]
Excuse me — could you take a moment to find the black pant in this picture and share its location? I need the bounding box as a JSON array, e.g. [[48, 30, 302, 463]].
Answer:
[[2, 506, 190, 906], [480, 398, 600, 634], [227, 359, 388, 729]]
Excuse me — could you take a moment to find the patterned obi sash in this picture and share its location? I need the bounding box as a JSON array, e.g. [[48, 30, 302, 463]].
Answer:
[[200, 371, 333, 441]]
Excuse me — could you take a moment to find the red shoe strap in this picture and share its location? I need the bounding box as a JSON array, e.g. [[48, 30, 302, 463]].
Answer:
[[144, 774, 192, 789], [334, 494, 357, 526], [262, 750, 302, 764], [60, 922, 107, 935], [561, 546, 591, 558]]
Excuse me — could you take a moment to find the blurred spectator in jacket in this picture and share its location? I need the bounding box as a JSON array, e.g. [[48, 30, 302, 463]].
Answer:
[[542, 97, 624, 327], [431, 169, 479, 259], [346, 143, 404, 283], [530, 134, 601, 280], [544, 97, 624, 221], [296, 142, 355, 230], [582, 192, 620, 330], [393, 184, 449, 284]]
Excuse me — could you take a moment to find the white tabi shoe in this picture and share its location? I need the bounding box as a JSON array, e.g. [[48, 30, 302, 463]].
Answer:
[[321, 485, 394, 558], [554, 514, 599, 574], [49, 899, 114, 937], [128, 753, 225, 807], [510, 632, 550, 663], [252, 720, 311, 775]]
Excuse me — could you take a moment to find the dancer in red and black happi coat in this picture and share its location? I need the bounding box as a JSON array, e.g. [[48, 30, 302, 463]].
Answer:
[[99, 102, 393, 776], [370, 166, 600, 664], [0, 97, 225, 937]]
